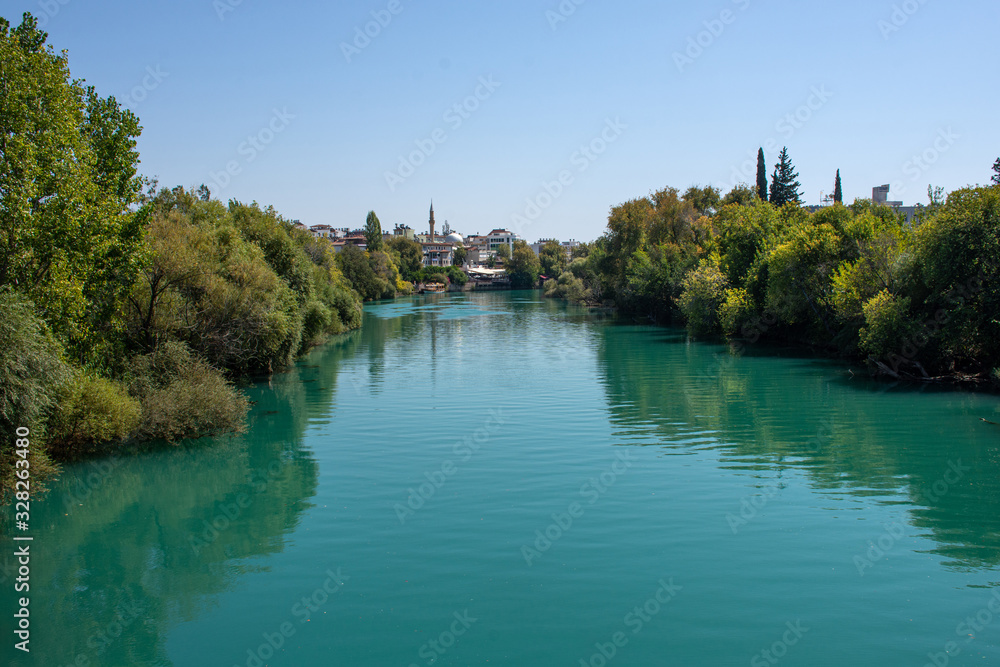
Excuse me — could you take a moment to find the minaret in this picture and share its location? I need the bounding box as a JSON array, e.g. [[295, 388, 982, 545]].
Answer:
[[429, 201, 435, 242]]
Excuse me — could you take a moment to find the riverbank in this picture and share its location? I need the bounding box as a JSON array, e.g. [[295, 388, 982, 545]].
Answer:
[[542, 184, 1000, 388]]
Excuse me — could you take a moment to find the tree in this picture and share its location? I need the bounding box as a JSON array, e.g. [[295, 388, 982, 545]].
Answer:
[[756, 148, 768, 201], [678, 261, 729, 335], [336, 244, 389, 302], [769, 147, 802, 207], [0, 13, 145, 361], [506, 240, 541, 289], [682, 185, 721, 216], [364, 210, 383, 252], [386, 236, 424, 281], [496, 243, 511, 262], [722, 184, 757, 207], [834, 169, 843, 204], [452, 244, 467, 267], [539, 240, 567, 278], [992, 158, 1000, 186]]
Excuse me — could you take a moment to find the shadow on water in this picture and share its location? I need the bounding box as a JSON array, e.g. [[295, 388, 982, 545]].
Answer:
[[0, 331, 364, 667], [594, 319, 1000, 572]]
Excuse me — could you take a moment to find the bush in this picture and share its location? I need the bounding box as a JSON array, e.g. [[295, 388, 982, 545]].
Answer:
[[0, 291, 71, 502], [127, 342, 249, 442], [545, 271, 591, 303], [859, 290, 912, 361], [678, 263, 729, 335], [301, 300, 334, 348], [47, 373, 141, 458], [719, 288, 757, 336]]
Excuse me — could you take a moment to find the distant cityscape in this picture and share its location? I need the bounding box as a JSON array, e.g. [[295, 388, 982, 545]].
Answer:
[[293, 202, 580, 270], [293, 182, 919, 273]]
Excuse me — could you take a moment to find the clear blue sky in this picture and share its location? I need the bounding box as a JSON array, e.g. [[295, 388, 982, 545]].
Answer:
[[11, 0, 999, 242]]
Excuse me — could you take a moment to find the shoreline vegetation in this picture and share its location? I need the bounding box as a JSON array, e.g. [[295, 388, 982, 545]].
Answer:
[[543, 177, 1000, 389], [0, 14, 424, 502]]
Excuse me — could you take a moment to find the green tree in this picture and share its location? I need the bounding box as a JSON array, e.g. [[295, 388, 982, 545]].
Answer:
[[911, 186, 1000, 372], [539, 240, 567, 278], [506, 240, 541, 289], [834, 169, 843, 204], [722, 184, 757, 207], [769, 147, 802, 207], [756, 148, 768, 201], [992, 158, 1000, 186], [605, 197, 653, 279], [0, 289, 70, 501], [452, 244, 467, 267], [678, 261, 729, 335], [682, 185, 721, 216], [365, 210, 383, 252], [387, 236, 424, 281], [496, 243, 511, 262], [336, 244, 389, 302], [0, 13, 146, 361]]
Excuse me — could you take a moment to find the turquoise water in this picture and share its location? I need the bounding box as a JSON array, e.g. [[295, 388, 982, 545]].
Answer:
[[3, 290, 1000, 666]]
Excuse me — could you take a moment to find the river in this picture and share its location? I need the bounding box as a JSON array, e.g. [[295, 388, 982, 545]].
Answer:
[[3, 290, 1000, 666]]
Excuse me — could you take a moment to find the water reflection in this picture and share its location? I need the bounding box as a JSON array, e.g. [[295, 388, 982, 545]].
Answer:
[[594, 321, 1000, 571], [0, 333, 363, 667]]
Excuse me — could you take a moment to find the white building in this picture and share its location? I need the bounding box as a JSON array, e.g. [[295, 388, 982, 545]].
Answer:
[[487, 229, 520, 254]]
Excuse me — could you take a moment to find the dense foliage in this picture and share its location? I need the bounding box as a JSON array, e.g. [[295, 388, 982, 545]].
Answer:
[[0, 14, 374, 500], [545, 180, 1000, 383]]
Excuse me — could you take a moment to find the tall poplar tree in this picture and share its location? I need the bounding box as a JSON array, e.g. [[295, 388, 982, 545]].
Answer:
[[756, 148, 768, 201], [834, 169, 843, 204], [0, 13, 145, 359], [365, 210, 383, 251], [769, 147, 802, 207]]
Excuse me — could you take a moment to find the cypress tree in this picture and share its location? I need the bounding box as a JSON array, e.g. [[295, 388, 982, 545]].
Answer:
[[769, 147, 802, 207], [365, 210, 383, 251], [834, 169, 843, 204], [756, 148, 768, 201]]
